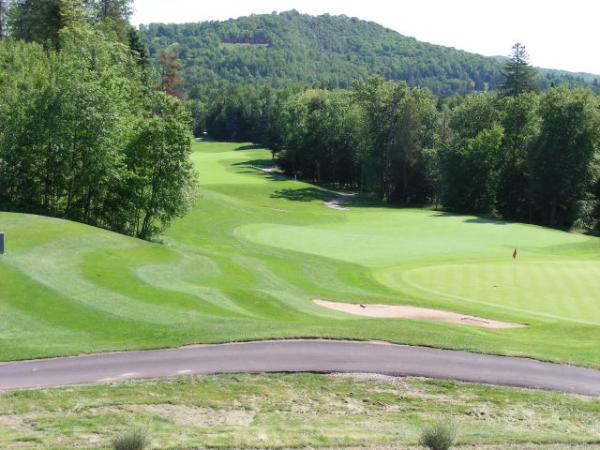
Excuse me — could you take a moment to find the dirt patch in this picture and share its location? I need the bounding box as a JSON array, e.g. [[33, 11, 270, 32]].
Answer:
[[0, 415, 35, 433], [129, 404, 255, 428], [314, 299, 525, 329], [329, 372, 411, 389]]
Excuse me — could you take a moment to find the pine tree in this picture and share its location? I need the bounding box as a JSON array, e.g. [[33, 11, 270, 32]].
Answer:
[[95, 0, 131, 20], [500, 43, 538, 97]]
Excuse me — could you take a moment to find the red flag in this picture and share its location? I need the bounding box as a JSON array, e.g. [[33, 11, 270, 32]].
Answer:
[[512, 249, 518, 259]]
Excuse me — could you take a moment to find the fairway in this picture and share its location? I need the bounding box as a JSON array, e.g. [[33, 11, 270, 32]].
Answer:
[[1, 141, 600, 366]]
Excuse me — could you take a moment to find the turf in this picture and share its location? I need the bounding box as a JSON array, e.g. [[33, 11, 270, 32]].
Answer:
[[1, 141, 600, 365], [1, 374, 599, 450]]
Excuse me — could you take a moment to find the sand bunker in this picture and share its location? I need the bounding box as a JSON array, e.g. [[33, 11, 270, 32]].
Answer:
[[325, 192, 355, 210], [259, 166, 287, 180], [314, 299, 525, 329]]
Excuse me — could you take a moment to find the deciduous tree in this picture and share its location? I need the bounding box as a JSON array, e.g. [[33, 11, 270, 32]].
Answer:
[[529, 88, 600, 227], [496, 92, 540, 220]]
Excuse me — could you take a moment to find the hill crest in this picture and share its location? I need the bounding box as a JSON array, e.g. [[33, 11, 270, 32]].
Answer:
[[141, 10, 596, 96]]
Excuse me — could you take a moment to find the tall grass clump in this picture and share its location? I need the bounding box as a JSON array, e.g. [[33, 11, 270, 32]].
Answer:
[[419, 420, 456, 450], [112, 428, 150, 450]]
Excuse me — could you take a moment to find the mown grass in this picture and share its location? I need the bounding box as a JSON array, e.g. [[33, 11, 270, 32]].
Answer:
[[0, 374, 599, 449], [0, 141, 600, 365]]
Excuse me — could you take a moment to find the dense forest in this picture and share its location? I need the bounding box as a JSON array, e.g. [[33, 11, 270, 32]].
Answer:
[[0, 0, 196, 239], [199, 44, 600, 231], [141, 11, 597, 97]]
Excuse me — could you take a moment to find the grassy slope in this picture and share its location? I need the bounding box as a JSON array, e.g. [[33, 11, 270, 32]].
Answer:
[[1, 374, 599, 449], [1, 141, 599, 365]]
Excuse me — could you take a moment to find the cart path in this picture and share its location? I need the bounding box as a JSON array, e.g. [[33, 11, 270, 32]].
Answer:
[[1, 340, 599, 395]]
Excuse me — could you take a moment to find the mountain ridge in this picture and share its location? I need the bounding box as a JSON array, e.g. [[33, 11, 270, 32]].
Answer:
[[141, 10, 597, 96]]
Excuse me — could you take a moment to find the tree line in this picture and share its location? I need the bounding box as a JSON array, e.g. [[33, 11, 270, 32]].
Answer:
[[0, 0, 196, 239], [197, 45, 600, 230]]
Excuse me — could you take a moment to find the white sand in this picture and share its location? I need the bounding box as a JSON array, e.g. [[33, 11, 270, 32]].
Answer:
[[314, 299, 525, 329], [325, 192, 355, 210]]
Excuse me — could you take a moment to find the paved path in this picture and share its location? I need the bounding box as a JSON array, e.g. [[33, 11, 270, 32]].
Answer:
[[1, 340, 600, 395]]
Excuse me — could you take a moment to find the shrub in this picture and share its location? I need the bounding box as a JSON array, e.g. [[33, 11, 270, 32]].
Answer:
[[419, 420, 456, 450], [112, 428, 150, 450]]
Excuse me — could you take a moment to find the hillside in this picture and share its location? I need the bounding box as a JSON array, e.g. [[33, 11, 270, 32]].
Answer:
[[141, 10, 594, 96]]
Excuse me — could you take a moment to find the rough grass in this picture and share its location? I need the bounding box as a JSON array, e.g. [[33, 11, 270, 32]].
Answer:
[[1, 141, 600, 366], [0, 374, 599, 449]]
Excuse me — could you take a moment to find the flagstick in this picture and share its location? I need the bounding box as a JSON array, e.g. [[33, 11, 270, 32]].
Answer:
[[512, 248, 517, 291]]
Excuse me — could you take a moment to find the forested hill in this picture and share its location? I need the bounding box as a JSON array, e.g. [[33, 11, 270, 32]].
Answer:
[[141, 10, 594, 97]]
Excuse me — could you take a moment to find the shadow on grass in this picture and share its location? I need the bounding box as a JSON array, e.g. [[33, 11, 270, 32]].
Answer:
[[271, 187, 334, 202], [231, 159, 288, 182], [234, 144, 264, 151], [230, 154, 518, 227], [465, 217, 511, 225], [430, 211, 511, 225], [232, 159, 273, 169]]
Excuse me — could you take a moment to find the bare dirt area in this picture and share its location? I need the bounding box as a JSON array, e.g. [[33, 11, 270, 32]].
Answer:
[[314, 299, 525, 329]]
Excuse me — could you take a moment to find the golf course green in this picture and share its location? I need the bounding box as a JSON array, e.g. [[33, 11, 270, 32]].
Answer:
[[1, 141, 599, 365]]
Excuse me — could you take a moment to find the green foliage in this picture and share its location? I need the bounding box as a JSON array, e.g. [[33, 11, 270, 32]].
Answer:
[[529, 87, 600, 227], [419, 420, 457, 450], [141, 11, 595, 98], [0, 18, 195, 239], [89, 0, 131, 21], [500, 43, 538, 97], [127, 25, 149, 67], [353, 77, 438, 202], [278, 88, 361, 185], [117, 93, 196, 239], [202, 83, 300, 146], [448, 92, 499, 140], [441, 93, 503, 213], [112, 428, 150, 450], [8, 0, 63, 49], [496, 92, 540, 219], [8, 0, 143, 56], [440, 124, 504, 213], [202, 75, 600, 230], [224, 77, 440, 203]]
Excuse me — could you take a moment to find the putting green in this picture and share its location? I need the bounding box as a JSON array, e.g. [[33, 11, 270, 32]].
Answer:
[[235, 214, 594, 267], [1, 141, 600, 366], [390, 261, 600, 324]]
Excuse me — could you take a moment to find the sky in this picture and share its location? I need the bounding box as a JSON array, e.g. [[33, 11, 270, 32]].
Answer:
[[131, 0, 600, 75]]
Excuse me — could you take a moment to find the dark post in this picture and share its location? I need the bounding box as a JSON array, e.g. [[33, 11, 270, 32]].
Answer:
[[0, 232, 4, 254]]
